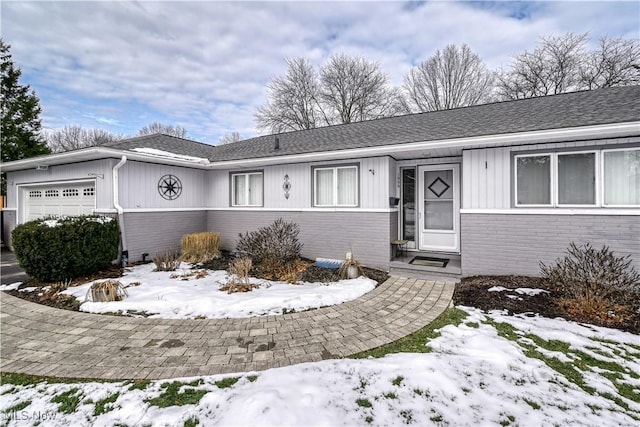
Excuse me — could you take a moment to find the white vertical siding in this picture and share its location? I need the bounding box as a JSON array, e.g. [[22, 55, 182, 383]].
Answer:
[[6, 159, 115, 210], [211, 157, 391, 209], [462, 137, 640, 209], [118, 161, 207, 209]]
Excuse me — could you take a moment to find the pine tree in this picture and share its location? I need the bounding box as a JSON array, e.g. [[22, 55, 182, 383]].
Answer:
[[1, 40, 50, 194]]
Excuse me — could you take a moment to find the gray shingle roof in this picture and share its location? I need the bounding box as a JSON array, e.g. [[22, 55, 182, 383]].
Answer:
[[209, 86, 640, 162], [104, 134, 216, 159]]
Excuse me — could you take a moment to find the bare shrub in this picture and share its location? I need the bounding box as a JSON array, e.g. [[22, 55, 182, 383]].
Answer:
[[540, 242, 640, 305], [181, 232, 221, 263], [237, 218, 302, 263], [153, 250, 181, 272], [221, 257, 257, 293], [87, 280, 128, 302]]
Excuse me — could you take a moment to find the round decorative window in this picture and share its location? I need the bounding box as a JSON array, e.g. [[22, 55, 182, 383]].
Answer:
[[158, 174, 182, 200]]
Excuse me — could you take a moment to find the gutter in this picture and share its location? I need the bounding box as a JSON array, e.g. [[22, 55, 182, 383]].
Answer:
[[113, 156, 128, 265]]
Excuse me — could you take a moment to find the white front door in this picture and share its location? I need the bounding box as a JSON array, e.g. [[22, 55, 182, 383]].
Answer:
[[418, 164, 460, 252]]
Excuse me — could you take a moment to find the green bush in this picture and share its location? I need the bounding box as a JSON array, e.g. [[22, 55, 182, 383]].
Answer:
[[12, 215, 120, 281]]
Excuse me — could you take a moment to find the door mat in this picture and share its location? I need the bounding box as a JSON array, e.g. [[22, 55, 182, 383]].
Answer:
[[410, 256, 449, 268]]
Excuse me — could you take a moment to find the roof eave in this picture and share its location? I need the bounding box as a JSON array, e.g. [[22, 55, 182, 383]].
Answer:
[[0, 147, 212, 172], [206, 121, 640, 168]]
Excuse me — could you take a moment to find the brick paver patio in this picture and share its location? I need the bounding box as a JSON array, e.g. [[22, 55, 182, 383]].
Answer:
[[0, 277, 453, 380]]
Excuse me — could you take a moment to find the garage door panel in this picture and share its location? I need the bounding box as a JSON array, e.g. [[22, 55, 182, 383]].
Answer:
[[24, 183, 96, 222]]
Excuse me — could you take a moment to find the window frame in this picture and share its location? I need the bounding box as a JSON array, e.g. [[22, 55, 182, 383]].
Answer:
[[601, 147, 640, 208], [555, 150, 599, 208], [514, 147, 638, 208], [312, 164, 359, 207], [230, 171, 264, 207], [514, 153, 553, 207]]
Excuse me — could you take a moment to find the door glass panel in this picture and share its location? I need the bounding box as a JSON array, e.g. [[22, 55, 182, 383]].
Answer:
[[401, 168, 415, 241], [424, 170, 453, 230], [425, 201, 453, 230], [425, 170, 453, 200]]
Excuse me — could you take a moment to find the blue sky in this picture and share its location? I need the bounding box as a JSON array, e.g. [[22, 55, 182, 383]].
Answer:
[[2, 1, 638, 145]]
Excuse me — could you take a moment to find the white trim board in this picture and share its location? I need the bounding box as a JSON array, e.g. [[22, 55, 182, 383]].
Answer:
[[119, 207, 397, 213], [461, 208, 640, 216]]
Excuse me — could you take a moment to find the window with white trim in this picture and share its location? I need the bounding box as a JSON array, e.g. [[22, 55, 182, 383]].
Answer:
[[83, 187, 95, 197], [44, 189, 59, 198], [62, 189, 79, 197], [603, 148, 640, 206], [514, 147, 639, 207], [231, 172, 263, 206], [29, 190, 42, 198], [313, 165, 358, 207]]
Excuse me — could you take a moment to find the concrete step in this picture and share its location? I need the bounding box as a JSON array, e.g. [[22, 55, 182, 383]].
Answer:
[[389, 260, 461, 283]]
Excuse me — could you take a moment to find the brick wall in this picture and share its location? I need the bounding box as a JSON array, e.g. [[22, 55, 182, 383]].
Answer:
[[123, 211, 207, 262], [207, 210, 393, 269], [461, 213, 640, 276]]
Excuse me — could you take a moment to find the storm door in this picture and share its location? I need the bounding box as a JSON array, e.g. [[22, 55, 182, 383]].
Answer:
[[417, 164, 460, 252]]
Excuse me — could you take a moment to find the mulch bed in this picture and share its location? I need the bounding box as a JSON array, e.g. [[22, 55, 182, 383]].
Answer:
[[455, 275, 640, 335]]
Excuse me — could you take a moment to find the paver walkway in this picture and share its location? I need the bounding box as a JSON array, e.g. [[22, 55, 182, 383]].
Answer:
[[0, 277, 453, 380]]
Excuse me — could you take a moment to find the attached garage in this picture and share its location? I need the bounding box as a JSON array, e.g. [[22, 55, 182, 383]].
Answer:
[[23, 182, 96, 222]]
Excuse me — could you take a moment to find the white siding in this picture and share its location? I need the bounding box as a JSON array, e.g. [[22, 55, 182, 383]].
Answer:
[[462, 137, 640, 209], [7, 159, 115, 211], [208, 157, 391, 209], [118, 161, 207, 209]]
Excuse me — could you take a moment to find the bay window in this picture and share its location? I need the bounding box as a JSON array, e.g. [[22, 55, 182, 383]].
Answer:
[[313, 165, 358, 207]]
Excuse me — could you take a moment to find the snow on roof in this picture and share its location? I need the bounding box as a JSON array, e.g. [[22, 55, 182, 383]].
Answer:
[[131, 147, 210, 164]]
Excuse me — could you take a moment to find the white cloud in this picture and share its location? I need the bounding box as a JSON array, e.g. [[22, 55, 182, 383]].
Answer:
[[2, 1, 637, 143]]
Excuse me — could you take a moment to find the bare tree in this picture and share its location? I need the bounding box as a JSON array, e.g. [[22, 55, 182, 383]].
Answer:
[[319, 53, 402, 124], [255, 54, 402, 133], [45, 125, 122, 152], [138, 122, 188, 138], [496, 33, 639, 100], [255, 58, 323, 133], [403, 44, 495, 113], [580, 36, 640, 89], [219, 131, 242, 145]]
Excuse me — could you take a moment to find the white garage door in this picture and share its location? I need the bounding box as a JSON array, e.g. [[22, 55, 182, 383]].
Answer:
[[25, 183, 96, 221]]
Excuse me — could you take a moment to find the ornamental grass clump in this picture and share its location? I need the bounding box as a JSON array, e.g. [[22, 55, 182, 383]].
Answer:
[[220, 257, 257, 293], [87, 280, 128, 302], [152, 250, 182, 272], [181, 232, 221, 263]]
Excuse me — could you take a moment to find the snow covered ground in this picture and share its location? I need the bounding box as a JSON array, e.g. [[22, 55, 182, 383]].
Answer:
[[55, 262, 376, 319], [1, 307, 638, 426]]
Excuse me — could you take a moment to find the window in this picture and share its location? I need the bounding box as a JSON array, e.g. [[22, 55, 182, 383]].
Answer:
[[231, 172, 263, 206], [603, 148, 640, 206], [313, 165, 358, 207], [557, 153, 596, 205], [516, 155, 551, 205], [62, 189, 79, 197], [29, 190, 42, 198], [83, 187, 95, 197], [44, 189, 59, 198], [515, 147, 639, 207]]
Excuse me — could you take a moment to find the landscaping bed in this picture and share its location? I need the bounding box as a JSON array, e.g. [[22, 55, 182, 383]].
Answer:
[[2, 254, 390, 318], [454, 275, 640, 334]]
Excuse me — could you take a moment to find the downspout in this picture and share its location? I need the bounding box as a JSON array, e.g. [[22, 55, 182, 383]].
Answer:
[[113, 156, 128, 266]]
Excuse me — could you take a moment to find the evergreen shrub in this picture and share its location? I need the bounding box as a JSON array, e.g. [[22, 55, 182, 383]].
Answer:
[[12, 215, 119, 281]]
